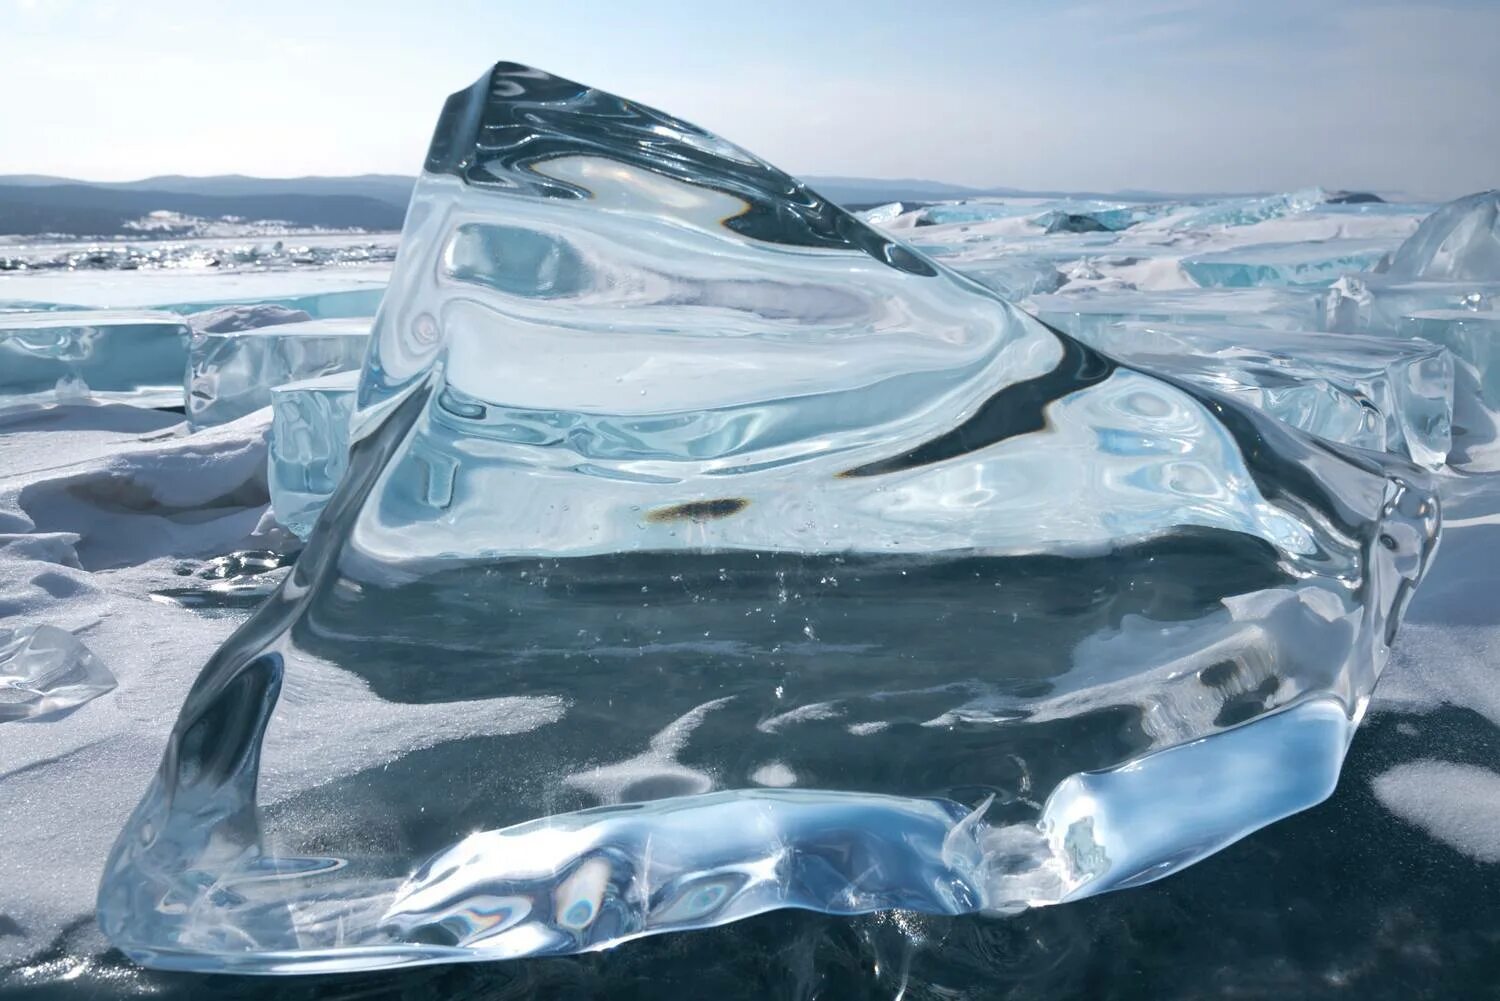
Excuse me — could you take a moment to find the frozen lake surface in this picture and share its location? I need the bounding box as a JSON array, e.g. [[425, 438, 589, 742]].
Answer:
[[2, 172, 1498, 998]]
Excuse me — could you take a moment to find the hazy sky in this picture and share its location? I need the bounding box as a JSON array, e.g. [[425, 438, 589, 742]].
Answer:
[[1, 0, 1495, 198]]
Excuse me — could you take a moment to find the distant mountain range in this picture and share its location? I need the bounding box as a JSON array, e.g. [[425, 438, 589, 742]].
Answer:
[[0, 173, 1252, 238], [0, 175, 414, 237]]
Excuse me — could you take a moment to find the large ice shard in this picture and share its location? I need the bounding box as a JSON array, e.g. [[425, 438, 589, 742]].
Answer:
[[0, 309, 189, 408], [186, 317, 371, 429], [0, 624, 116, 723], [1382, 190, 1500, 282], [267, 370, 357, 538], [98, 62, 1440, 973], [1075, 321, 1453, 468]]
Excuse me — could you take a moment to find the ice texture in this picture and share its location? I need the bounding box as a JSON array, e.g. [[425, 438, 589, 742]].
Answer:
[[853, 202, 907, 226], [267, 370, 357, 538], [0, 624, 116, 722], [950, 257, 1067, 300], [1181, 239, 1395, 288], [915, 201, 1018, 226], [1077, 321, 1453, 468], [187, 303, 313, 333], [1397, 310, 1500, 470], [1382, 190, 1500, 282], [0, 266, 389, 318], [1322, 274, 1500, 335], [1166, 187, 1331, 229], [1030, 287, 1325, 338], [0, 310, 189, 408], [186, 317, 371, 429], [98, 62, 1440, 973]]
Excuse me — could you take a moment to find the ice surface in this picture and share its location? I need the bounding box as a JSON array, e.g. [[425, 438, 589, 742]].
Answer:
[[97, 62, 1440, 973], [1397, 310, 1500, 470], [1181, 239, 1395, 288], [949, 257, 1067, 300], [0, 310, 189, 408], [0, 624, 116, 722], [1029, 287, 1325, 337], [915, 201, 1019, 226], [1164, 187, 1331, 229], [267, 370, 357, 538], [1075, 321, 1453, 468], [852, 202, 907, 226], [1322, 273, 1500, 335], [186, 317, 371, 429], [187, 303, 313, 333], [1382, 190, 1500, 282], [0, 266, 389, 318]]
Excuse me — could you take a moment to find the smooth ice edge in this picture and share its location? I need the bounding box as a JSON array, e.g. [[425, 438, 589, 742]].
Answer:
[[106, 697, 1354, 974], [1383, 190, 1500, 283]]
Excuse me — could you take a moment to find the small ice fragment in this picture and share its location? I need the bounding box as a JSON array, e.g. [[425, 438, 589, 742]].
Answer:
[[0, 624, 116, 723]]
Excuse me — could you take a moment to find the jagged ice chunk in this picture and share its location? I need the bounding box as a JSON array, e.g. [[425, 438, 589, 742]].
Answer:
[[186, 317, 372, 429], [267, 370, 357, 538], [98, 61, 1440, 973]]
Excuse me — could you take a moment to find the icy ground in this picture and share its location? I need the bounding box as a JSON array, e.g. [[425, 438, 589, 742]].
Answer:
[[1, 192, 1498, 998]]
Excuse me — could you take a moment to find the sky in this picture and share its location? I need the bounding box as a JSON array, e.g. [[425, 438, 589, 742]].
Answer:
[[0, 0, 1496, 199]]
